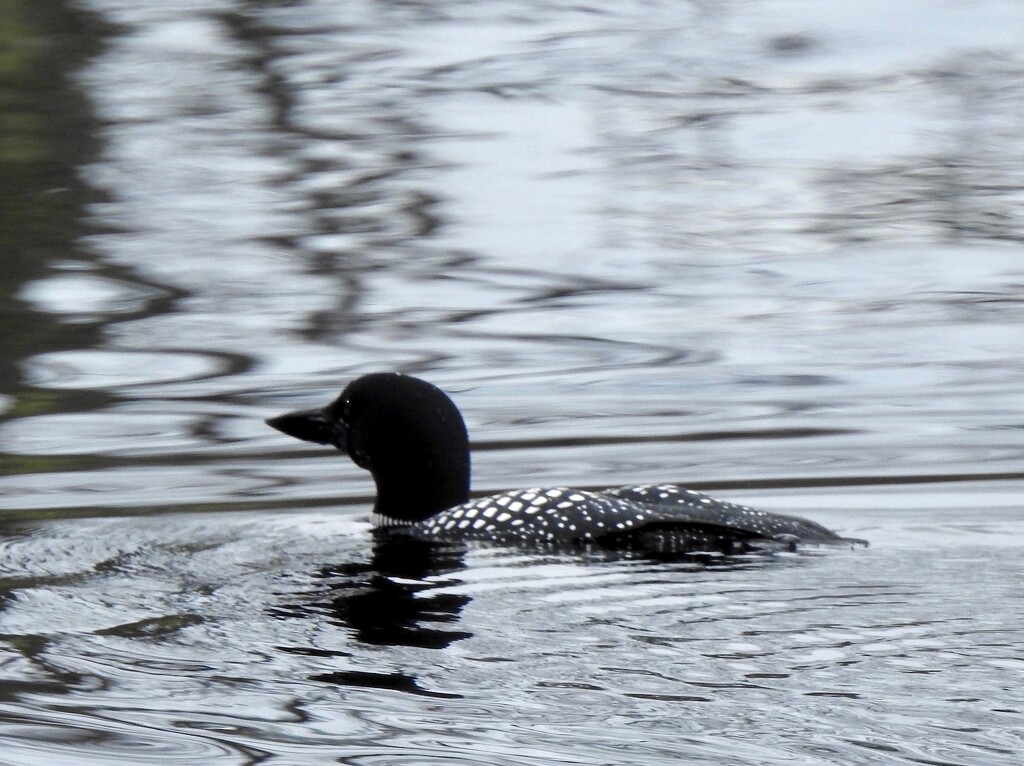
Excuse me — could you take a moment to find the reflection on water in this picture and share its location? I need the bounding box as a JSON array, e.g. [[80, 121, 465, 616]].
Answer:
[[1, 506, 1022, 764], [2, 0, 1024, 763], [274, 534, 474, 649], [0, 1, 110, 401]]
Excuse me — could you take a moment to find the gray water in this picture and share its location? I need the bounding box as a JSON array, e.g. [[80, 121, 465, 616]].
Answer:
[[2, 0, 1024, 763]]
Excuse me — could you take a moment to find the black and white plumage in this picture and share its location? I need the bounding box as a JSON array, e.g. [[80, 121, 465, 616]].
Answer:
[[267, 373, 864, 556]]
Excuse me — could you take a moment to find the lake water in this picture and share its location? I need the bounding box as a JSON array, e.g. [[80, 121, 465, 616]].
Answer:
[[2, 0, 1024, 763]]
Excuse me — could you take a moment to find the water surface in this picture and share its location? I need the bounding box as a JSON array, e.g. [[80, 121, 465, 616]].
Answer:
[[2, 0, 1024, 763]]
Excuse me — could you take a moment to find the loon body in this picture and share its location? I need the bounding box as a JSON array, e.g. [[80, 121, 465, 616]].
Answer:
[[267, 373, 862, 556]]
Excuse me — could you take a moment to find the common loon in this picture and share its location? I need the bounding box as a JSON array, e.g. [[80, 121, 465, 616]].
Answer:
[[267, 373, 863, 556]]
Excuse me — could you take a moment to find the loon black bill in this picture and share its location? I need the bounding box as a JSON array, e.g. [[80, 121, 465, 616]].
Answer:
[[266, 407, 346, 451]]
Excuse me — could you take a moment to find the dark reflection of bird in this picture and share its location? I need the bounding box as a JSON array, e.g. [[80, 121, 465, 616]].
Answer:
[[268, 373, 865, 558], [272, 534, 473, 649]]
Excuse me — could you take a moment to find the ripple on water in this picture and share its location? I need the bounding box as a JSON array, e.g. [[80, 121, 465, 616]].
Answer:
[[18, 272, 166, 323], [0, 411, 201, 457], [0, 511, 1022, 764], [23, 350, 228, 390], [0, 705, 258, 766], [0, 465, 275, 512]]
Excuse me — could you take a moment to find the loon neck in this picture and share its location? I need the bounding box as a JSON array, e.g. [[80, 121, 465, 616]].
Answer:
[[369, 454, 471, 523]]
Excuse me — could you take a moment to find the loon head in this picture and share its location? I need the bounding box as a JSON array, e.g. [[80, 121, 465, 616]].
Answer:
[[267, 373, 472, 522]]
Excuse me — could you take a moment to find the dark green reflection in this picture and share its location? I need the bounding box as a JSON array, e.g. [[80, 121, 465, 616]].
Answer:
[[0, 1, 111, 405]]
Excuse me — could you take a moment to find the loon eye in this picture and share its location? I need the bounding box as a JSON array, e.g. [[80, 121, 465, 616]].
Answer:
[[341, 398, 353, 420]]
